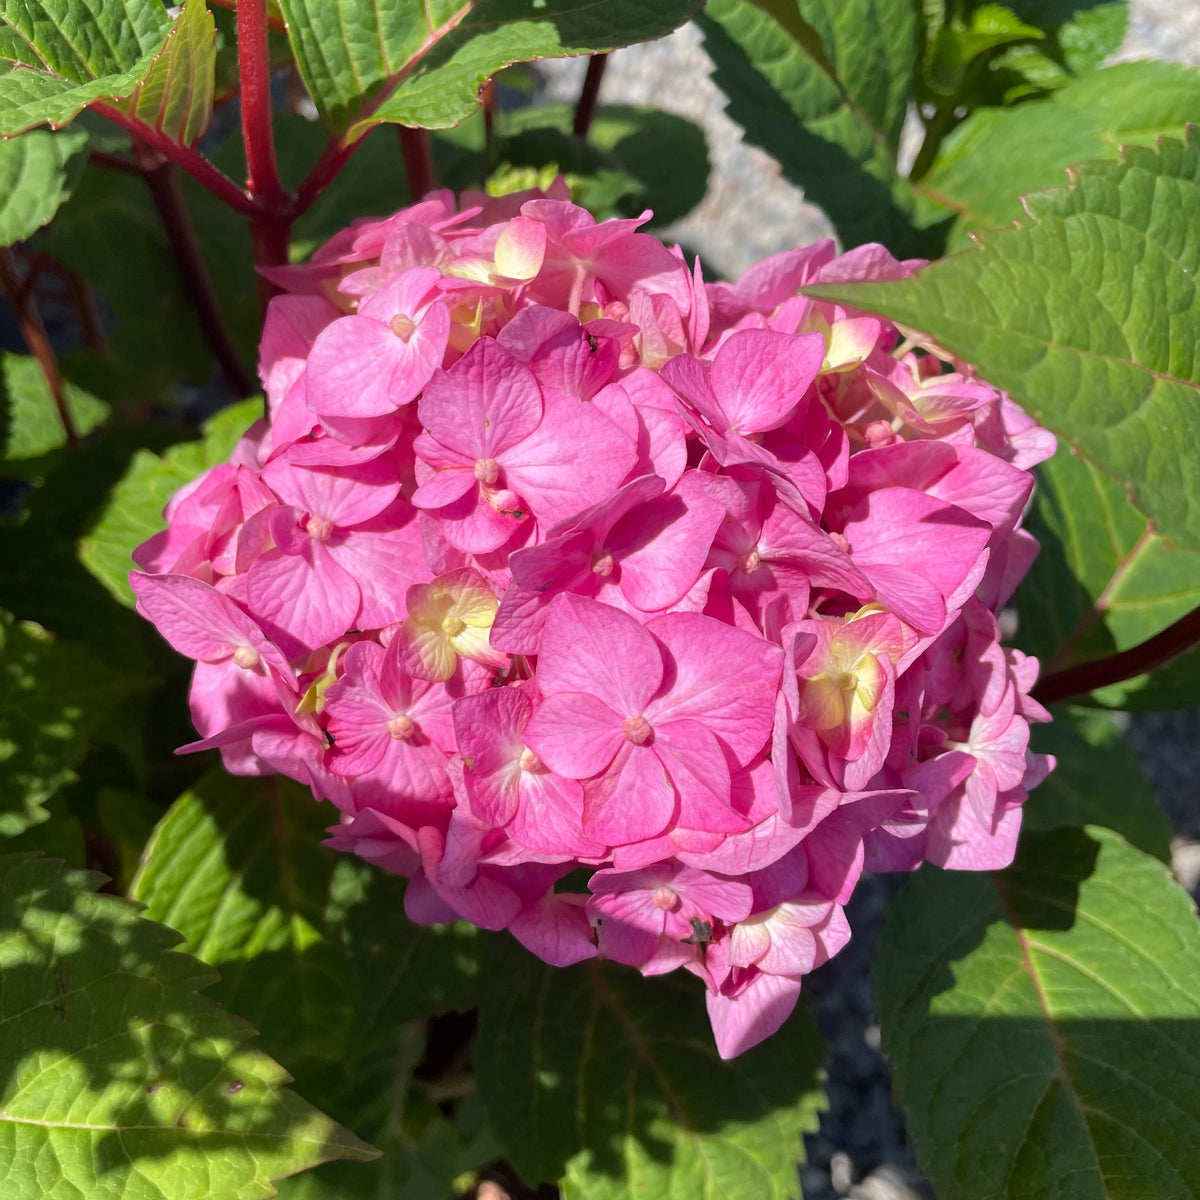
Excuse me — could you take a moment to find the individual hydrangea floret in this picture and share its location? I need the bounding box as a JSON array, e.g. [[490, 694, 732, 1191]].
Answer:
[[133, 185, 1055, 1059]]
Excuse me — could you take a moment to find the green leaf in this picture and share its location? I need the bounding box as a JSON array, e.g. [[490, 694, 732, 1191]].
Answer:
[[276, 0, 699, 136], [0, 853, 376, 1200], [1009, 0, 1127, 75], [0, 126, 87, 245], [132, 773, 359, 1071], [1086, 645, 1200, 712], [925, 3, 1044, 97], [698, 0, 942, 255], [875, 825, 1200, 1200], [922, 61, 1200, 249], [1023, 708, 1172, 862], [1016, 441, 1200, 671], [133, 770, 484, 1198], [496, 104, 711, 227], [0, 610, 147, 838], [805, 128, 1200, 551], [0, 0, 170, 134], [4, 797, 86, 867], [78, 398, 262, 606], [1, 352, 110, 469], [123, 0, 217, 146], [42, 162, 259, 398], [475, 951, 825, 1196]]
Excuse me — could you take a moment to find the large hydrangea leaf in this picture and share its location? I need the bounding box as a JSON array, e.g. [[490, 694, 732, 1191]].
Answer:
[[0, 0, 170, 135], [133, 771, 485, 1199], [806, 128, 1200, 552], [475, 950, 825, 1198], [0, 854, 376, 1200], [875, 826, 1200, 1200], [276, 0, 700, 136], [0, 610, 145, 838], [922, 61, 1200, 249], [1016, 442, 1200, 702], [697, 0, 937, 256], [0, 127, 87, 246], [1, 352, 110, 471], [1022, 708, 1172, 863]]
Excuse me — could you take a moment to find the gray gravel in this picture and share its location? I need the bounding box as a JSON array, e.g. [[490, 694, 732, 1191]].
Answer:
[[535, 5, 1200, 1198]]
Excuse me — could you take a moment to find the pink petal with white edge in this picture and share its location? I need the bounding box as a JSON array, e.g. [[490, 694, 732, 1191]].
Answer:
[[707, 973, 804, 1060]]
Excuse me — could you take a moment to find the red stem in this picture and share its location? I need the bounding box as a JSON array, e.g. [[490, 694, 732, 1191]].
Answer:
[[238, 0, 286, 210], [0, 247, 78, 446], [573, 53, 608, 138], [1031, 605, 1200, 706], [66, 273, 108, 355], [135, 145, 255, 397], [399, 126, 434, 200], [292, 0, 475, 218], [91, 101, 259, 217], [208, 0, 287, 32]]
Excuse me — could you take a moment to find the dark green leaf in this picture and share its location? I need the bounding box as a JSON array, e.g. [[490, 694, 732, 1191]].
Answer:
[[0, 609, 147, 838], [1017, 441, 1200, 670], [922, 61, 1200, 249], [78, 398, 262, 606], [4, 797, 86, 867], [476, 950, 825, 1195], [1086, 645, 1200, 712], [133, 770, 485, 1198], [497, 104, 710, 227], [876, 825, 1200, 1200], [1024, 708, 1172, 862], [276, 0, 699, 135], [925, 3, 1044, 97], [0, 0, 170, 134], [1, 352, 110, 469], [0, 126, 87, 246], [806, 128, 1200, 551], [0, 853, 376, 1199], [132, 773, 360, 1068], [42, 161, 258, 398], [698, 0, 942, 255], [1008, 0, 1127, 75]]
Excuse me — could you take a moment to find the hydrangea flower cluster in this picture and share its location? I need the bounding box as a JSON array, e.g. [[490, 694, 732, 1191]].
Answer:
[[132, 184, 1055, 1058]]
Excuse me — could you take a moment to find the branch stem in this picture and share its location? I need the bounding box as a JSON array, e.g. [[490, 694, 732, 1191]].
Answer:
[[135, 145, 255, 397], [1031, 606, 1200, 707], [91, 102, 260, 216], [0, 247, 78, 446], [238, 0, 287, 210], [573, 53, 608, 138], [399, 126, 434, 200]]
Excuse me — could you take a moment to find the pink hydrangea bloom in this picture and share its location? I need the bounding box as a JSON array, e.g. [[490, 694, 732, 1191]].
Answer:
[[133, 190, 1055, 1059]]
